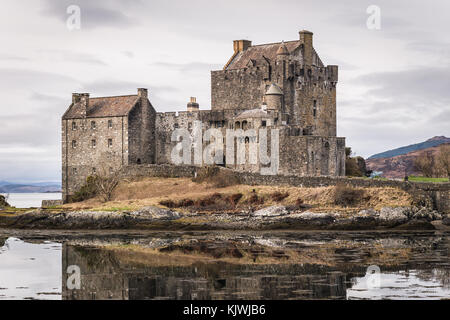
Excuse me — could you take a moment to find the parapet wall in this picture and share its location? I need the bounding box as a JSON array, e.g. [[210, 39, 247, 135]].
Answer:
[[121, 165, 450, 213]]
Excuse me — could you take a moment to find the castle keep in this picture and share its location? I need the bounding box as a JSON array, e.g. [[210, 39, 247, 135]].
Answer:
[[62, 30, 346, 202]]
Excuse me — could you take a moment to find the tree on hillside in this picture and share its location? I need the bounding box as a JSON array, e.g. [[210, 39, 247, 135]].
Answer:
[[414, 151, 435, 177], [437, 144, 450, 178]]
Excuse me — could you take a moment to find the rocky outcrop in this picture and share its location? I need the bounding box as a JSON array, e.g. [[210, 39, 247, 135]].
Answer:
[[252, 206, 288, 217], [0, 205, 447, 231], [2, 206, 182, 230]]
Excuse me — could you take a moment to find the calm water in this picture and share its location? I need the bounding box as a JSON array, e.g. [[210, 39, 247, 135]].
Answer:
[[0, 230, 448, 300], [1, 193, 62, 208]]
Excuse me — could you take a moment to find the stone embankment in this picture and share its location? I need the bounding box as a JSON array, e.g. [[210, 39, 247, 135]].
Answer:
[[1, 205, 448, 231]]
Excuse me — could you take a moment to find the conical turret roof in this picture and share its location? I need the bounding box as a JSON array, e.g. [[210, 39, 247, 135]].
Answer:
[[276, 42, 289, 56], [265, 83, 283, 95]]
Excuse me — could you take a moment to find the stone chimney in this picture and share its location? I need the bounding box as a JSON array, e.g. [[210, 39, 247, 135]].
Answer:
[[187, 97, 199, 112], [299, 30, 313, 66], [138, 88, 148, 99], [72, 93, 89, 117], [233, 40, 252, 53]]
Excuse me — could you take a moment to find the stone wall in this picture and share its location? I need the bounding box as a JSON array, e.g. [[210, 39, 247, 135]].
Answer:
[[41, 200, 63, 208]]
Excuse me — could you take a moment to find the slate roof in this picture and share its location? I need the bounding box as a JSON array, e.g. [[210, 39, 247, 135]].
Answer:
[[225, 40, 323, 70], [226, 40, 300, 70], [63, 95, 140, 119]]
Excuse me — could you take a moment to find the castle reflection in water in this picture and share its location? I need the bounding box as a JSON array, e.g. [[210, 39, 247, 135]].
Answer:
[[62, 244, 352, 300]]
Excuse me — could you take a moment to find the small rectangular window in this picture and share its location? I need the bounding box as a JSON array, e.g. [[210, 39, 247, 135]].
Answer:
[[72, 122, 77, 130], [313, 100, 317, 118], [108, 120, 113, 129], [91, 121, 96, 130], [72, 140, 77, 149], [91, 140, 96, 148], [72, 167, 77, 175], [108, 139, 113, 148], [261, 120, 267, 128]]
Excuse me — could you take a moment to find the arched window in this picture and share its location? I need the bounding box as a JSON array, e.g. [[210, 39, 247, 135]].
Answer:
[[137, 159, 142, 165], [235, 121, 241, 129], [242, 120, 248, 130]]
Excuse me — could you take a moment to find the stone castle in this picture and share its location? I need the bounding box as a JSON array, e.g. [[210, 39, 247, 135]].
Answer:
[[62, 30, 346, 202]]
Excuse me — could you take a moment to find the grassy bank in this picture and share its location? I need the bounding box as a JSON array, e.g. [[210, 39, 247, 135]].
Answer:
[[408, 176, 449, 183], [59, 176, 414, 213]]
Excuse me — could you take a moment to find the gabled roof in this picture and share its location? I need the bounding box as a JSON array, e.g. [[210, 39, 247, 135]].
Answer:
[[226, 40, 300, 70], [63, 95, 140, 119]]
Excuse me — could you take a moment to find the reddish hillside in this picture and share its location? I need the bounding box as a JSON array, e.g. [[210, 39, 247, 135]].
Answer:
[[366, 144, 448, 179]]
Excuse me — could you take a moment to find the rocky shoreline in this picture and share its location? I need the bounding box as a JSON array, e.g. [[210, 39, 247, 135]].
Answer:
[[0, 205, 449, 231]]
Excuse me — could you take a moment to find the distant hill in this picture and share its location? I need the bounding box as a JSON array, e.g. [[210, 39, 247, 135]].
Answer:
[[368, 136, 450, 160], [366, 137, 449, 179], [0, 181, 61, 193]]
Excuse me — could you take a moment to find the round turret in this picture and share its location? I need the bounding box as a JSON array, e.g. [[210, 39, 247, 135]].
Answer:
[[265, 84, 283, 110]]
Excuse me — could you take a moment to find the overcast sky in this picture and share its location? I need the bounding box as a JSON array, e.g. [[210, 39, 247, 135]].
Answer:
[[0, 0, 449, 183]]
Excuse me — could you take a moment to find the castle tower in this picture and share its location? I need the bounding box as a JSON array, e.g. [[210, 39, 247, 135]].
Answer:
[[265, 83, 283, 110]]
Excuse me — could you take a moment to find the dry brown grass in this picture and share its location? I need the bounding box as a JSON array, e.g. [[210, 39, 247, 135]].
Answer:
[[62, 177, 414, 212]]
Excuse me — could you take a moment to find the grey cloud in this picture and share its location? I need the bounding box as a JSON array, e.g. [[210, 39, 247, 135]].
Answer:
[[150, 62, 223, 73], [0, 68, 78, 91], [0, 54, 29, 62], [122, 51, 134, 59], [38, 50, 108, 66], [79, 79, 182, 110], [353, 67, 450, 104]]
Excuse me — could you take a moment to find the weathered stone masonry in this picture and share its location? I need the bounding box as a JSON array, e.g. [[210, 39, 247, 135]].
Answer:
[[62, 30, 346, 202]]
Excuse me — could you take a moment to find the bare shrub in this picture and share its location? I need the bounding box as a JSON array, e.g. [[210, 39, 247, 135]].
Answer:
[[271, 192, 289, 202], [159, 200, 177, 208], [227, 193, 243, 207], [414, 152, 435, 178], [246, 192, 265, 205], [93, 167, 122, 202], [295, 198, 304, 206], [437, 144, 450, 178], [334, 183, 364, 207], [178, 199, 195, 207]]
